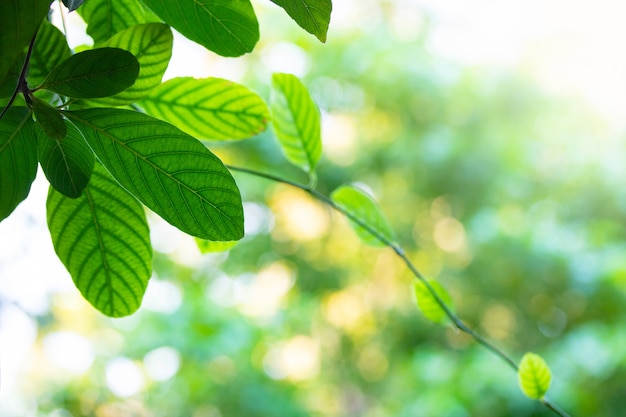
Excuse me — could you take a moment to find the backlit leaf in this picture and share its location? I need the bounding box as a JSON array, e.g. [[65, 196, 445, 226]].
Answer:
[[271, 73, 322, 175], [29, 20, 72, 88], [46, 163, 152, 317], [93, 23, 173, 106], [331, 185, 395, 246], [0, 107, 38, 221], [78, 0, 149, 44], [140, 0, 259, 57], [196, 239, 238, 253], [518, 352, 552, 399], [37, 121, 94, 198], [65, 108, 244, 241], [31, 96, 67, 140], [412, 279, 453, 324], [270, 0, 332, 42], [139, 77, 270, 141], [40, 48, 140, 98]]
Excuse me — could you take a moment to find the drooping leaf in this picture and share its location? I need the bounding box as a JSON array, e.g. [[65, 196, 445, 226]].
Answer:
[[78, 0, 148, 44], [65, 108, 244, 241], [62, 0, 85, 12], [271, 73, 321, 175], [518, 352, 552, 399], [270, 0, 332, 42], [91, 23, 173, 106], [46, 162, 152, 317], [196, 238, 238, 253], [28, 20, 72, 88], [330, 185, 396, 246], [140, 0, 259, 57], [40, 48, 140, 98], [37, 121, 94, 198], [0, 107, 38, 221], [412, 279, 453, 324], [0, 0, 51, 85], [30, 95, 67, 140], [138, 77, 270, 141]]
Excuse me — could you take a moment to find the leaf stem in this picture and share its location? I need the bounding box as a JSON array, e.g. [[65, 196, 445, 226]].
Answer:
[[0, 29, 38, 121]]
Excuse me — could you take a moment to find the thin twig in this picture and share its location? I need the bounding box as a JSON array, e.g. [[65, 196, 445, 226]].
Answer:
[[0, 30, 38, 120]]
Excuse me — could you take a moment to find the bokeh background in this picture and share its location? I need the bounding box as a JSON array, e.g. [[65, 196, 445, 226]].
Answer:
[[2, 0, 626, 416]]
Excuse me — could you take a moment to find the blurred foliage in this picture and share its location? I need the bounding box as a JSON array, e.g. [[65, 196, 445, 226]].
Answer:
[[8, 2, 626, 417]]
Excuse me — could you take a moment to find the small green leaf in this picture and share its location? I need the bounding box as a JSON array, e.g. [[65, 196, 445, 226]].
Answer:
[[331, 185, 395, 246], [0, 0, 50, 84], [78, 0, 149, 44], [28, 20, 72, 88], [0, 107, 38, 221], [518, 352, 552, 399], [47, 162, 152, 317], [196, 239, 238, 253], [412, 280, 453, 324], [30, 96, 67, 140], [92, 23, 173, 106], [40, 48, 140, 98], [65, 108, 244, 241], [270, 0, 332, 42], [138, 77, 270, 141], [271, 73, 322, 175], [62, 0, 85, 12], [37, 121, 94, 198], [140, 0, 259, 57]]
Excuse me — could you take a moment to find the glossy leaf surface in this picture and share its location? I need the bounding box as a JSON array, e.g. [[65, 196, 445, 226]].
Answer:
[[29, 20, 72, 88], [62, 0, 86, 12], [331, 185, 395, 246], [139, 77, 270, 140], [271, 73, 321, 175], [41, 48, 140, 98], [37, 121, 94, 198], [31, 96, 67, 140], [79, 0, 148, 44], [0, 107, 38, 221], [270, 0, 332, 42], [140, 0, 259, 57], [518, 353, 552, 399], [66, 109, 244, 241], [47, 163, 152, 317], [412, 280, 454, 324]]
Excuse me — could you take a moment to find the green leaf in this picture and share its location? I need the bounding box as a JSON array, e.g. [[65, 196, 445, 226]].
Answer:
[[518, 352, 552, 399], [78, 0, 148, 44], [62, 0, 85, 12], [65, 108, 244, 241], [412, 280, 453, 324], [330, 185, 396, 246], [46, 162, 152, 317], [30, 96, 67, 140], [140, 0, 259, 57], [0, 107, 38, 221], [28, 20, 72, 88], [196, 238, 238, 253], [138, 77, 270, 141], [40, 48, 140, 98], [92, 23, 173, 106], [0, 52, 23, 98], [0, 0, 51, 84], [270, 0, 332, 42], [37, 120, 94, 198], [271, 73, 322, 175]]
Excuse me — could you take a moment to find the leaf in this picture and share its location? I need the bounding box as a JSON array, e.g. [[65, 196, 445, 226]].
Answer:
[[37, 120, 94, 198], [330, 185, 396, 246], [271, 73, 322, 175], [0, 107, 38, 221], [46, 162, 152, 317], [40, 48, 140, 98], [270, 0, 332, 42], [62, 0, 85, 12], [0, 52, 24, 98], [140, 0, 259, 57], [78, 0, 148, 44], [0, 0, 51, 84], [31, 95, 67, 140], [518, 352, 552, 399], [28, 20, 72, 88], [92, 23, 173, 106], [196, 238, 238, 253], [138, 77, 270, 141], [412, 280, 453, 324], [65, 108, 244, 241]]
